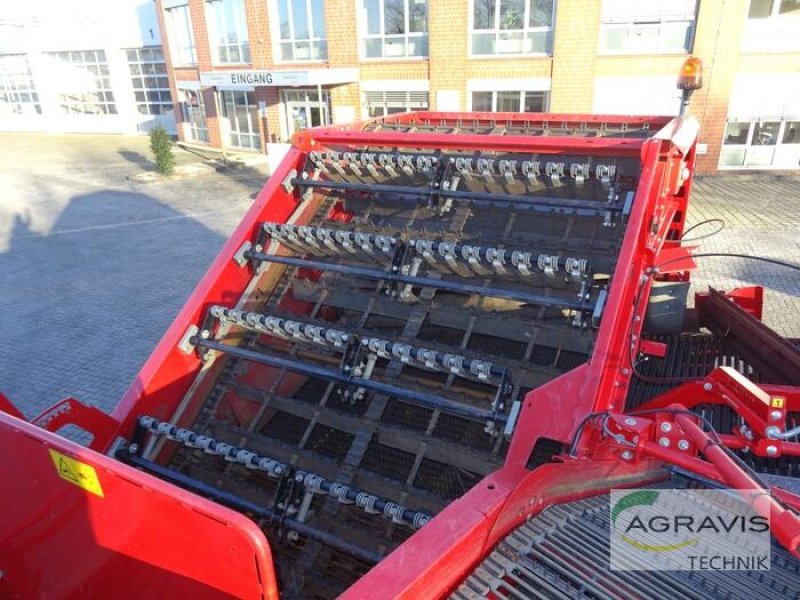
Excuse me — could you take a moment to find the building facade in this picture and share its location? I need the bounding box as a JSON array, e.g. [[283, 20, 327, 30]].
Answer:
[[0, 0, 176, 134]]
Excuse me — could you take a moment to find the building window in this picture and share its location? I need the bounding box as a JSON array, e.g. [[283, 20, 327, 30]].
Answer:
[[471, 0, 555, 56], [363, 90, 429, 117], [720, 119, 800, 169], [181, 89, 209, 143], [206, 0, 250, 64], [283, 88, 330, 138], [361, 0, 428, 59], [471, 90, 548, 112], [742, 0, 800, 52], [49, 50, 116, 115], [0, 54, 41, 116], [748, 0, 800, 18], [599, 0, 697, 54], [165, 4, 197, 65], [220, 90, 260, 148], [275, 0, 327, 61], [127, 48, 173, 116]]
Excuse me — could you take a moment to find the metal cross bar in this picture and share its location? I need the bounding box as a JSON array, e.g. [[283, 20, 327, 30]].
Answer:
[[137, 415, 432, 529], [209, 305, 505, 381], [263, 222, 398, 257], [116, 449, 383, 565], [260, 221, 593, 281], [408, 239, 591, 279], [245, 251, 593, 312], [192, 338, 505, 424], [291, 178, 625, 215]]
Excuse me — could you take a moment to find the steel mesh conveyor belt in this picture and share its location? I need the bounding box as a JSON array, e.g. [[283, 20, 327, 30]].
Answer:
[[158, 147, 637, 598], [451, 479, 800, 600]]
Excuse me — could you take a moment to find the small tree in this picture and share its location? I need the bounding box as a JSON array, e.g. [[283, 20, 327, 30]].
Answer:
[[149, 125, 175, 175]]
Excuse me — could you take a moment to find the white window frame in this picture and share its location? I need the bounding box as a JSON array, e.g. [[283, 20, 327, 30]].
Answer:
[[719, 118, 800, 170], [362, 90, 429, 118], [747, 0, 800, 19], [468, 89, 549, 112], [742, 0, 800, 52], [165, 4, 197, 65], [127, 47, 173, 116], [358, 0, 429, 60], [282, 87, 330, 139], [220, 89, 261, 149], [49, 50, 117, 116], [206, 0, 251, 65], [0, 54, 41, 116], [180, 88, 210, 143], [270, 0, 327, 62], [468, 0, 556, 58], [598, 0, 698, 55]]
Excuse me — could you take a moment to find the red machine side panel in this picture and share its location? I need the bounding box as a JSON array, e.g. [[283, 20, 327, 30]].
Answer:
[[0, 413, 278, 600]]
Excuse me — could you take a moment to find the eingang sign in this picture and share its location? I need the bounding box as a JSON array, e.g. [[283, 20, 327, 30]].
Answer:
[[199, 68, 358, 90]]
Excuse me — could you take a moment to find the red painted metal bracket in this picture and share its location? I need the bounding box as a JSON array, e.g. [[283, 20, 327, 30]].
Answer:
[[0, 392, 25, 420], [696, 285, 764, 321], [635, 366, 799, 458], [32, 397, 120, 452]]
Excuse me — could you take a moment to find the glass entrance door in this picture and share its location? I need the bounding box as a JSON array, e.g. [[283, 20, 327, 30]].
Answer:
[[220, 89, 260, 149], [283, 88, 330, 138]]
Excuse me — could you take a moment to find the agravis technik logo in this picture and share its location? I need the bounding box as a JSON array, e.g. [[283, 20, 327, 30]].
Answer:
[[609, 488, 771, 571]]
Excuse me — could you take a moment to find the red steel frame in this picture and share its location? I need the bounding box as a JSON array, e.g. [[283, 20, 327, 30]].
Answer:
[[1, 111, 798, 599]]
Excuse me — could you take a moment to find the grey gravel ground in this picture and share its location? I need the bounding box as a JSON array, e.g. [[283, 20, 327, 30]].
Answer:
[[688, 177, 800, 337], [0, 133, 798, 420]]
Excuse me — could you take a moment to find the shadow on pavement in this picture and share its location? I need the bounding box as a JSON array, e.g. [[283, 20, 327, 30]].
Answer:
[[0, 190, 229, 420], [118, 149, 154, 170]]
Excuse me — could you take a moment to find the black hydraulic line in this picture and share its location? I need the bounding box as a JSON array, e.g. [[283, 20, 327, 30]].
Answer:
[[291, 178, 623, 214], [193, 338, 505, 424], [245, 251, 592, 312], [116, 450, 383, 565]]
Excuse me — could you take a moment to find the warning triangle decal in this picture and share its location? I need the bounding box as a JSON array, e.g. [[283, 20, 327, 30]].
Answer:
[[59, 457, 80, 483]]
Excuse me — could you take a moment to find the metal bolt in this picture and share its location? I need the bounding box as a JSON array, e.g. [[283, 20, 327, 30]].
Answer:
[[765, 425, 781, 440], [766, 445, 778, 457], [621, 368, 630, 376], [624, 418, 637, 426], [287, 530, 300, 542], [660, 422, 672, 433], [200, 329, 211, 339], [659, 437, 671, 448], [703, 383, 713, 392], [678, 440, 690, 451], [770, 410, 783, 421], [621, 450, 633, 460], [128, 443, 139, 454]]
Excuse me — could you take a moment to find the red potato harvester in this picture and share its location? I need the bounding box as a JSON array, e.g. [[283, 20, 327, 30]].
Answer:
[[2, 57, 799, 599]]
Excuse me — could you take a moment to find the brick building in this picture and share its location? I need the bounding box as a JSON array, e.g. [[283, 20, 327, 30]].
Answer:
[[156, 0, 800, 174]]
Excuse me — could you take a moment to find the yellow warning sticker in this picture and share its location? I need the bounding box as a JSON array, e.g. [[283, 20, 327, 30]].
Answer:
[[48, 449, 104, 497], [771, 397, 786, 409]]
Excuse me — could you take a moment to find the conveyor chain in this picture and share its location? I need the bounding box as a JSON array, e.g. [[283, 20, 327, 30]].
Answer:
[[308, 150, 619, 189], [261, 221, 592, 281], [245, 250, 595, 314], [136, 416, 432, 529], [207, 305, 504, 382]]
